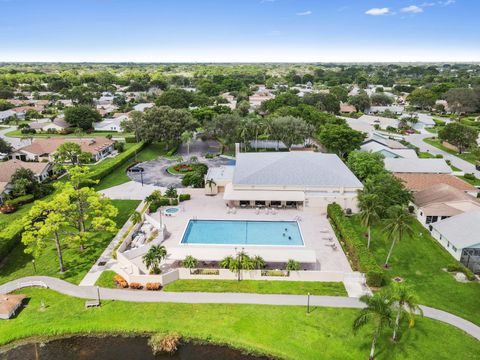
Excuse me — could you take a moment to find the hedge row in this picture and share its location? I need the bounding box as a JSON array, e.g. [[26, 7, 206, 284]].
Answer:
[[327, 203, 386, 287], [4, 194, 34, 207], [89, 142, 145, 181]]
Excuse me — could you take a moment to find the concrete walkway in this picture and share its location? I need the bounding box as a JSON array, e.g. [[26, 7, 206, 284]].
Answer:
[[406, 133, 480, 178], [1, 276, 479, 341], [99, 181, 166, 200]]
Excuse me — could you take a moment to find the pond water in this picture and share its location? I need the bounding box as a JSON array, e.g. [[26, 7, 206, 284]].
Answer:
[[1, 336, 272, 360]]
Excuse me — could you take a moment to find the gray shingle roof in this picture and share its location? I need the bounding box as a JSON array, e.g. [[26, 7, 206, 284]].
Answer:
[[385, 158, 451, 173], [432, 211, 480, 249], [233, 152, 363, 188]]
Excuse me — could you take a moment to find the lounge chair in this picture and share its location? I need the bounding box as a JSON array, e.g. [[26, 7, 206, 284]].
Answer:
[[255, 207, 260, 215]]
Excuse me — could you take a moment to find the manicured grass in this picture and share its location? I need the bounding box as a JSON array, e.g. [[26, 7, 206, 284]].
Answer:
[[0, 201, 34, 229], [94, 270, 119, 289], [418, 151, 435, 158], [348, 216, 480, 325], [459, 175, 480, 186], [5, 129, 132, 138], [95, 143, 170, 191], [423, 138, 479, 164], [163, 279, 347, 296], [1, 288, 479, 360], [0, 200, 140, 286]]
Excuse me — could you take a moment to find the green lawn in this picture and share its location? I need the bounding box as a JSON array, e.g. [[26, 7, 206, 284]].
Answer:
[[0, 200, 140, 286], [164, 279, 347, 296], [95, 143, 170, 191], [418, 152, 435, 159], [94, 270, 119, 288], [5, 129, 132, 138], [0, 201, 34, 229], [459, 175, 480, 186], [348, 216, 480, 325], [1, 288, 478, 360], [423, 138, 479, 165]]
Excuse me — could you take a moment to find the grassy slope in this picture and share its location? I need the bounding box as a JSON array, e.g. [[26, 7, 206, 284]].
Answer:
[[95, 143, 169, 191], [349, 216, 480, 325], [423, 138, 479, 164], [163, 279, 347, 296], [1, 288, 479, 360], [0, 200, 140, 285], [94, 270, 118, 288]]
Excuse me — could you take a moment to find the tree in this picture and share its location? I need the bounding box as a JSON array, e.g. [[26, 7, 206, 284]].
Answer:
[[358, 193, 381, 249], [370, 93, 394, 106], [445, 88, 479, 114], [389, 283, 423, 341], [348, 92, 371, 112], [286, 259, 300, 271], [54, 142, 92, 165], [204, 113, 242, 151], [121, 110, 143, 142], [236, 100, 250, 117], [353, 293, 394, 360], [66, 165, 97, 189], [269, 116, 313, 148], [438, 122, 479, 154], [362, 173, 413, 218], [407, 88, 436, 110], [318, 124, 366, 159], [182, 255, 198, 270], [383, 206, 414, 267], [180, 130, 194, 157], [62, 183, 118, 251], [138, 106, 195, 146], [64, 105, 101, 130], [251, 255, 265, 269], [205, 178, 216, 195], [0, 99, 13, 111], [22, 194, 72, 273], [143, 245, 168, 274], [0, 138, 12, 154], [347, 151, 385, 182], [131, 211, 142, 225], [10, 168, 40, 197], [155, 88, 193, 109]]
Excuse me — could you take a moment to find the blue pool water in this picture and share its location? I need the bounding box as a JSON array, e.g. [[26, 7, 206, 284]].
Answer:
[[181, 220, 304, 246], [165, 207, 179, 214]]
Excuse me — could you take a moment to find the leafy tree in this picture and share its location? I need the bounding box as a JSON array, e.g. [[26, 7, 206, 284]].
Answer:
[[251, 255, 265, 269], [25, 109, 42, 120], [347, 151, 385, 182], [370, 93, 394, 106], [165, 186, 178, 198], [318, 124, 366, 159], [121, 110, 143, 142], [383, 206, 414, 267], [353, 293, 394, 360], [407, 88, 436, 110], [22, 193, 72, 272], [143, 245, 168, 274], [236, 100, 250, 117], [204, 113, 242, 150], [54, 142, 92, 165], [260, 92, 301, 113], [330, 86, 349, 102], [62, 183, 118, 251], [66, 165, 97, 189], [269, 116, 313, 148], [138, 106, 195, 145], [131, 211, 142, 225], [389, 283, 423, 341], [10, 168, 40, 197], [273, 104, 341, 129], [445, 88, 479, 114], [348, 92, 371, 112], [304, 92, 340, 113], [64, 105, 101, 130], [362, 173, 413, 218], [180, 130, 194, 157], [438, 122, 479, 153], [0, 138, 12, 154], [155, 88, 193, 109], [358, 193, 381, 249], [0, 99, 14, 111]]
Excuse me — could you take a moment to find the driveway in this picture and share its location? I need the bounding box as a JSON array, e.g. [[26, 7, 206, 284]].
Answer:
[[406, 133, 480, 178], [0, 126, 29, 149]]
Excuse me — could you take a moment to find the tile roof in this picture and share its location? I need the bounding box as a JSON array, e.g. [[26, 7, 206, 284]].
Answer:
[[0, 160, 51, 183], [385, 158, 451, 173], [414, 183, 480, 208], [17, 137, 114, 156], [394, 173, 477, 192]]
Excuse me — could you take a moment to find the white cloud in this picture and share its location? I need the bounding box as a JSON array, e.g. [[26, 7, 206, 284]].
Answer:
[[401, 5, 424, 13], [296, 10, 312, 16], [441, 0, 455, 6], [365, 7, 391, 16]]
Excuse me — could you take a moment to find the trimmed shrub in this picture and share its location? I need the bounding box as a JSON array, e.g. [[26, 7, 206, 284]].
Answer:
[[146, 282, 162, 290], [435, 154, 444, 159], [5, 194, 34, 207], [113, 274, 129, 288], [191, 269, 219, 275], [129, 282, 143, 289], [447, 262, 476, 281], [179, 193, 191, 202], [125, 136, 137, 143], [327, 203, 386, 287], [463, 173, 475, 180]]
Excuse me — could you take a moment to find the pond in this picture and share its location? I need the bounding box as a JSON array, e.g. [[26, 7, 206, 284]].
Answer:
[[1, 336, 272, 360]]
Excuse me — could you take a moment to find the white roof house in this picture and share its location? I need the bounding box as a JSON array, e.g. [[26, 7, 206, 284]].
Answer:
[[431, 211, 480, 271], [0, 110, 16, 122], [357, 115, 400, 130], [219, 152, 363, 212], [360, 141, 418, 159], [366, 105, 405, 115], [133, 103, 155, 112], [93, 117, 124, 132], [385, 158, 452, 174]]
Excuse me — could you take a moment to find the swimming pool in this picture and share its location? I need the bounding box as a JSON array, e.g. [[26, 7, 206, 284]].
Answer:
[[181, 220, 304, 246]]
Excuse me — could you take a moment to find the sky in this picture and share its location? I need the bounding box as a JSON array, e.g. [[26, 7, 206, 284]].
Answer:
[[0, 0, 479, 62]]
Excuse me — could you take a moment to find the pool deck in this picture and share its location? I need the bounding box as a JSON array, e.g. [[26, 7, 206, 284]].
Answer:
[[146, 189, 352, 273]]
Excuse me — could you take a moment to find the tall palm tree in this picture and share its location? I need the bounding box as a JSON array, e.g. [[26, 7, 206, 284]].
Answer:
[[130, 211, 142, 225], [142, 245, 167, 274], [251, 255, 265, 269], [383, 206, 414, 268], [353, 293, 395, 360], [358, 193, 381, 249], [390, 283, 423, 341]]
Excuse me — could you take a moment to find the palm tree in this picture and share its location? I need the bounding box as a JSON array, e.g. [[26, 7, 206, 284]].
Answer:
[[182, 255, 198, 273], [181, 130, 194, 157], [251, 255, 265, 269], [383, 206, 414, 268], [390, 283, 423, 341], [205, 178, 216, 195], [142, 245, 167, 274], [358, 193, 381, 249], [130, 211, 142, 225], [353, 293, 395, 360]]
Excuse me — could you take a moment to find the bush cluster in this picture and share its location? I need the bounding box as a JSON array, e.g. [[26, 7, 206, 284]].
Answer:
[[179, 193, 191, 202], [327, 203, 386, 287], [113, 274, 129, 288], [446, 262, 476, 281], [146, 282, 162, 290], [4, 194, 34, 207]]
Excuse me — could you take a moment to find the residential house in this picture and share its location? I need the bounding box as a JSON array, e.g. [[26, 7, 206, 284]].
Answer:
[[360, 139, 418, 159], [0, 110, 16, 122], [357, 114, 400, 130], [214, 151, 363, 212], [365, 105, 404, 115], [133, 103, 154, 112], [93, 117, 124, 132], [340, 103, 356, 113], [413, 183, 480, 226], [385, 158, 452, 174], [219, 92, 237, 110], [431, 211, 480, 273], [12, 137, 115, 163], [394, 173, 479, 197], [28, 118, 72, 133]]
